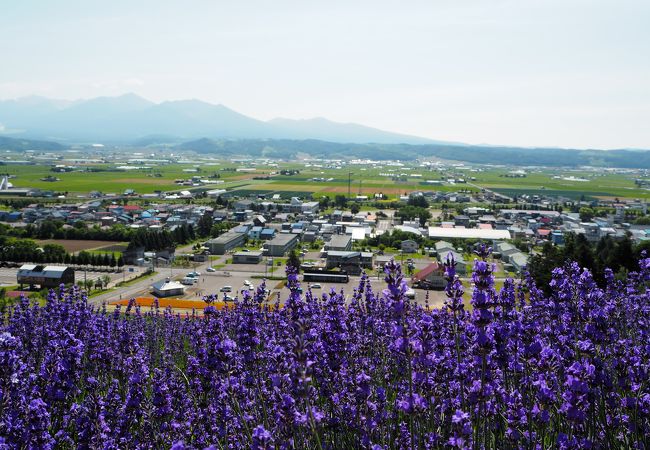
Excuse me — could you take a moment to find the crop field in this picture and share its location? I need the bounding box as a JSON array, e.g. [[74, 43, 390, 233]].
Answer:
[[3, 162, 263, 194], [4, 158, 649, 200], [472, 169, 650, 200], [36, 239, 127, 253]]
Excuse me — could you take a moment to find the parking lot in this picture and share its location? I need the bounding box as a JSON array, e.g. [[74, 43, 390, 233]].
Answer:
[[145, 267, 448, 308], [1, 257, 448, 310]]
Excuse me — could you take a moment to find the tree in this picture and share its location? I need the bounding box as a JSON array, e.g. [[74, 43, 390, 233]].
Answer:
[[579, 207, 595, 222], [395, 205, 431, 227], [197, 212, 214, 238], [334, 195, 348, 208], [350, 203, 360, 214], [407, 195, 429, 208], [319, 196, 330, 209], [287, 249, 301, 273]]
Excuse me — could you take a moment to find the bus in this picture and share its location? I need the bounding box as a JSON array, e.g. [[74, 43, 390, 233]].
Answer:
[[302, 270, 349, 283]]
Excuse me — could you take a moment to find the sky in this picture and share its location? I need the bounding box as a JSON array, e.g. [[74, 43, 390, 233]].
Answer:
[[1, 0, 649, 149]]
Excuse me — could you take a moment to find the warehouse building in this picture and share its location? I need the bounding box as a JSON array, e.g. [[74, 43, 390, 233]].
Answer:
[[17, 264, 75, 288], [232, 250, 264, 264], [206, 230, 247, 255], [324, 234, 352, 252], [427, 227, 511, 240], [263, 233, 299, 257]]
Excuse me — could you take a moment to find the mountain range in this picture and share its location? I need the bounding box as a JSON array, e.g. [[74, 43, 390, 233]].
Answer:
[[0, 93, 441, 145]]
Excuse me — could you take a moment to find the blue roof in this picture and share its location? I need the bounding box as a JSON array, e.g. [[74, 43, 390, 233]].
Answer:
[[261, 228, 275, 235]]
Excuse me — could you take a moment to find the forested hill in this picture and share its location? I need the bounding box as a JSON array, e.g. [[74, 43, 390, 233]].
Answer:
[[176, 138, 650, 168], [0, 136, 64, 152]]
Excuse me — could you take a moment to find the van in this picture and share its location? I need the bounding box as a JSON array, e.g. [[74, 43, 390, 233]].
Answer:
[[181, 277, 197, 285]]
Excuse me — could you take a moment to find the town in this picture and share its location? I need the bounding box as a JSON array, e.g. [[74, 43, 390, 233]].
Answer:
[[2, 148, 650, 311]]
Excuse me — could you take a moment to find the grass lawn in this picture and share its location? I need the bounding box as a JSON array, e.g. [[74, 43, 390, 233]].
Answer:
[[37, 240, 128, 253], [115, 270, 158, 288]]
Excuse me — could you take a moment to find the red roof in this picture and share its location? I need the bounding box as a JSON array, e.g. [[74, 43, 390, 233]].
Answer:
[[537, 229, 551, 236], [413, 261, 442, 282], [478, 223, 493, 229], [123, 205, 142, 211]]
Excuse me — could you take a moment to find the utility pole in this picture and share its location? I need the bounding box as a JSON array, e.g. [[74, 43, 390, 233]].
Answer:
[[348, 172, 353, 200]]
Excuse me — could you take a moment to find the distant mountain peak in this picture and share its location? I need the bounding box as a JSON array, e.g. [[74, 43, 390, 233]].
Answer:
[[0, 94, 441, 145]]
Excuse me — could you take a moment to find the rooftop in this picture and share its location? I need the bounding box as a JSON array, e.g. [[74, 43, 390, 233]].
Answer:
[[428, 227, 511, 240]]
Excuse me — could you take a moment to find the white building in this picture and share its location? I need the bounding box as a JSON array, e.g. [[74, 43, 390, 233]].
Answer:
[[151, 278, 185, 297]]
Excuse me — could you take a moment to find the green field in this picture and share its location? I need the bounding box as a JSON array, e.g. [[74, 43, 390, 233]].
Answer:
[[3, 159, 649, 200]]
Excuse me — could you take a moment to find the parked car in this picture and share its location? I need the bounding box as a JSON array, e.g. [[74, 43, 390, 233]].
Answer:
[[223, 294, 234, 302], [181, 277, 196, 285], [243, 280, 251, 286], [220, 286, 232, 293], [206, 267, 216, 272], [187, 271, 201, 277], [310, 283, 322, 289]]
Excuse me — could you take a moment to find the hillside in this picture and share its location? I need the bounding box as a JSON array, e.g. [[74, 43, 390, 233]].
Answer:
[[0, 135, 64, 152], [176, 138, 650, 168]]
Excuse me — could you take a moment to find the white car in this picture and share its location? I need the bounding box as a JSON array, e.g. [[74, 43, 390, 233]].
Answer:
[[181, 277, 196, 285], [310, 283, 322, 289], [243, 280, 251, 286], [206, 267, 216, 272]]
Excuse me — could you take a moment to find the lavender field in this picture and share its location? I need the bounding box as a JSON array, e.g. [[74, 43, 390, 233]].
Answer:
[[1, 250, 649, 449]]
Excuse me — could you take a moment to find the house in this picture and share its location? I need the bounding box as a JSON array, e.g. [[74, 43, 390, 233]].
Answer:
[[234, 199, 255, 212], [151, 278, 185, 297], [248, 226, 263, 240], [17, 264, 75, 288], [551, 230, 564, 245], [301, 201, 320, 215], [326, 251, 373, 275], [434, 241, 467, 275], [264, 234, 299, 257], [260, 228, 276, 240], [123, 246, 145, 265], [412, 261, 445, 289], [253, 215, 267, 227], [401, 239, 419, 254], [454, 215, 471, 227], [509, 252, 529, 273], [494, 242, 519, 262]]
